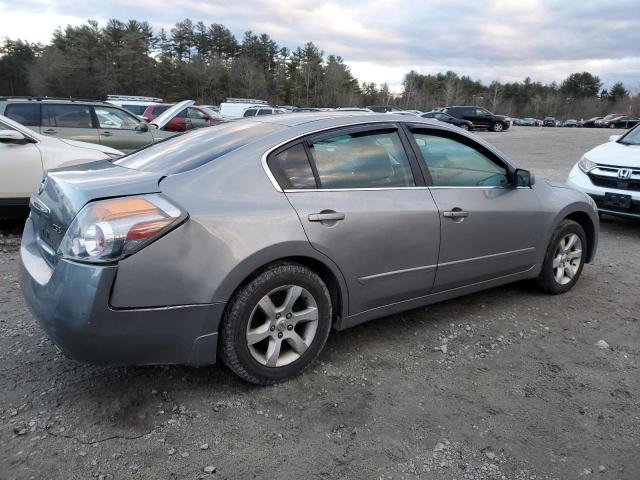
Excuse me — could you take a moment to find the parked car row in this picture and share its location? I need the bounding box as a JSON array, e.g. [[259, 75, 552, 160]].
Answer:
[[512, 114, 640, 129]]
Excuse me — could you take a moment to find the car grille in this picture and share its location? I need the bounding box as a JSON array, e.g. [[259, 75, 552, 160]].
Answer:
[[588, 166, 640, 192]]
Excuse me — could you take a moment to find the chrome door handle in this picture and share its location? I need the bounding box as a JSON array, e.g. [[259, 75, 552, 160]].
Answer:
[[443, 210, 469, 218], [308, 212, 345, 222], [43, 129, 57, 134], [102, 131, 113, 137]]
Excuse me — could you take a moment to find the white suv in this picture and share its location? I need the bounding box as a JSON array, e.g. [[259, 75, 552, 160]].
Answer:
[[567, 126, 640, 219]]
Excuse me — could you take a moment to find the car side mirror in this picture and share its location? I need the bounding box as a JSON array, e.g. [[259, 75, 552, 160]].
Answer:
[[609, 135, 621, 142], [0, 129, 27, 143], [515, 168, 535, 187]]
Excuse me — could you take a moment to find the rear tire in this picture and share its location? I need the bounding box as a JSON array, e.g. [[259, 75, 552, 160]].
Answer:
[[536, 220, 587, 294], [220, 263, 332, 385]]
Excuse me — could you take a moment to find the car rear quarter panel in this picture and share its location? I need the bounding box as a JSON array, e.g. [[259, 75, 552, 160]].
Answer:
[[109, 141, 349, 316]]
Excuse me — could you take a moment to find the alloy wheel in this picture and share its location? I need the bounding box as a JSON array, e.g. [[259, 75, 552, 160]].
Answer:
[[246, 285, 319, 367], [552, 233, 582, 285]]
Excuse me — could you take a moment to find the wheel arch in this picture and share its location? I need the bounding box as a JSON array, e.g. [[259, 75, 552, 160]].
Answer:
[[213, 245, 349, 325], [563, 210, 597, 263]]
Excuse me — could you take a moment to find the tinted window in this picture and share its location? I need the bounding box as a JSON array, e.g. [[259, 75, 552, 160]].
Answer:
[[188, 108, 207, 120], [243, 109, 257, 117], [114, 121, 285, 174], [4, 104, 40, 126], [94, 106, 140, 130], [412, 132, 508, 187], [152, 105, 171, 116], [121, 105, 147, 115], [42, 104, 93, 128], [256, 109, 272, 116], [268, 143, 316, 189], [309, 129, 415, 189]]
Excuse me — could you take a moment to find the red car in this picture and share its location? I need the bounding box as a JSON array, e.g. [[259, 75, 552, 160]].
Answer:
[[142, 104, 225, 132]]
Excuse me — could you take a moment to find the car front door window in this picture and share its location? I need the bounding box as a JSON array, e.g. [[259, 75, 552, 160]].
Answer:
[[412, 133, 508, 187], [94, 106, 140, 130]]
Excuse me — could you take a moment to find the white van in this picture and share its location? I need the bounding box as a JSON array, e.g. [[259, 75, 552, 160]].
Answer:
[[219, 98, 283, 119]]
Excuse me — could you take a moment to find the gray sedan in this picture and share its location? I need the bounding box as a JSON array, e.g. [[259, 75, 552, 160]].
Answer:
[[19, 113, 599, 384]]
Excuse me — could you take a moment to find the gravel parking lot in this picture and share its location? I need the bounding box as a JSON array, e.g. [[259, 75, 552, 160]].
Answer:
[[1, 126, 638, 480]]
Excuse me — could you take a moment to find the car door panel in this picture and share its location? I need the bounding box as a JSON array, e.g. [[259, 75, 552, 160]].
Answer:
[[407, 127, 544, 291], [429, 187, 541, 291], [286, 189, 441, 313], [0, 141, 42, 200], [93, 105, 155, 152], [271, 125, 441, 315], [41, 104, 99, 144]]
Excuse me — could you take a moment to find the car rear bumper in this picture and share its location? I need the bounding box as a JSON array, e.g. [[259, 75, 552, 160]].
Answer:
[[567, 165, 640, 219], [19, 218, 224, 366]]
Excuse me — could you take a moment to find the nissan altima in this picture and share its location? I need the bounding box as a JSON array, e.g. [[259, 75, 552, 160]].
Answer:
[[20, 113, 599, 384]]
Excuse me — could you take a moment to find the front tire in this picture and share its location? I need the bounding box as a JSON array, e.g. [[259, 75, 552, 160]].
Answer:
[[220, 263, 332, 385], [536, 220, 587, 294], [459, 123, 470, 131], [491, 122, 504, 132]]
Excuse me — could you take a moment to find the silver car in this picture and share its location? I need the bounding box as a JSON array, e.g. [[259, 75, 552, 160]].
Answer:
[[19, 113, 599, 384]]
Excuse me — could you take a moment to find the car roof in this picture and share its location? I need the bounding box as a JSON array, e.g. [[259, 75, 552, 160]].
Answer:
[[0, 97, 108, 106]]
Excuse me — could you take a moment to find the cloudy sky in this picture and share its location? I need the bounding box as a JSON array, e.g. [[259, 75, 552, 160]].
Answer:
[[2, 0, 640, 92]]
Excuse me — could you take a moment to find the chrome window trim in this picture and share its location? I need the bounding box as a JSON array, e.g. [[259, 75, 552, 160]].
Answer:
[[282, 185, 530, 193], [260, 119, 520, 192], [260, 119, 452, 192]]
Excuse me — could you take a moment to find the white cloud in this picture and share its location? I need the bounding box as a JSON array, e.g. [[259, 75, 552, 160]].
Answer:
[[1, 0, 639, 91]]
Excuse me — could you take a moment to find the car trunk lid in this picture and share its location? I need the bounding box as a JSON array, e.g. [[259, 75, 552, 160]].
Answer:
[[30, 160, 163, 261]]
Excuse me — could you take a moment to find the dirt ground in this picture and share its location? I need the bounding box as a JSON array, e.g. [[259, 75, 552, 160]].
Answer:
[[1, 126, 638, 480]]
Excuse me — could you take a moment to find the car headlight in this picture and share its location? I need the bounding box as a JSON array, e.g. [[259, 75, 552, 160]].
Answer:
[[578, 156, 596, 173], [58, 194, 186, 263]]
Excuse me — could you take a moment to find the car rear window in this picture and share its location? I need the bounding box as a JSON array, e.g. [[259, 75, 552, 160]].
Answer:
[[4, 103, 40, 126], [114, 121, 285, 174]]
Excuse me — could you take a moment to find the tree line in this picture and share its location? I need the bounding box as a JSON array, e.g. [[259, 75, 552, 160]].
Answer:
[[0, 18, 638, 119]]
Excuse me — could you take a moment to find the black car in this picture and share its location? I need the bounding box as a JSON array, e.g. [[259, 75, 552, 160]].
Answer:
[[543, 117, 559, 127], [582, 117, 602, 128], [442, 106, 510, 132], [422, 111, 473, 130], [602, 116, 640, 129]]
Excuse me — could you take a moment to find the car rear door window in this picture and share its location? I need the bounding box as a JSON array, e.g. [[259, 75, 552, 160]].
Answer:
[[42, 104, 93, 128], [244, 109, 257, 117], [256, 109, 272, 116], [308, 129, 415, 189], [4, 104, 40, 127], [268, 143, 316, 190], [94, 106, 140, 130], [411, 132, 508, 187]]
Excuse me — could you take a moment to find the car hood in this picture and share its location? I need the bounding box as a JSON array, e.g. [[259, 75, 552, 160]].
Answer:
[[584, 140, 640, 167], [150, 100, 194, 129], [57, 137, 123, 156]]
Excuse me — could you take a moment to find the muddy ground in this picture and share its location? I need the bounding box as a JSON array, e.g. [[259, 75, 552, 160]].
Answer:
[[1, 126, 638, 479]]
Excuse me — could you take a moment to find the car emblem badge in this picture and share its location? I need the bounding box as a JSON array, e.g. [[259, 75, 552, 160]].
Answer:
[[618, 168, 631, 180], [37, 177, 47, 195]]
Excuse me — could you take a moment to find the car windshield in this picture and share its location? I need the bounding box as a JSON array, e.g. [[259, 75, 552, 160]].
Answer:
[[619, 125, 640, 145], [114, 121, 285, 173]]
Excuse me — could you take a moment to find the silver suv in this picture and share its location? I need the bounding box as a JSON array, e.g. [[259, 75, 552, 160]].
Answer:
[[19, 113, 598, 384], [0, 97, 175, 153]]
